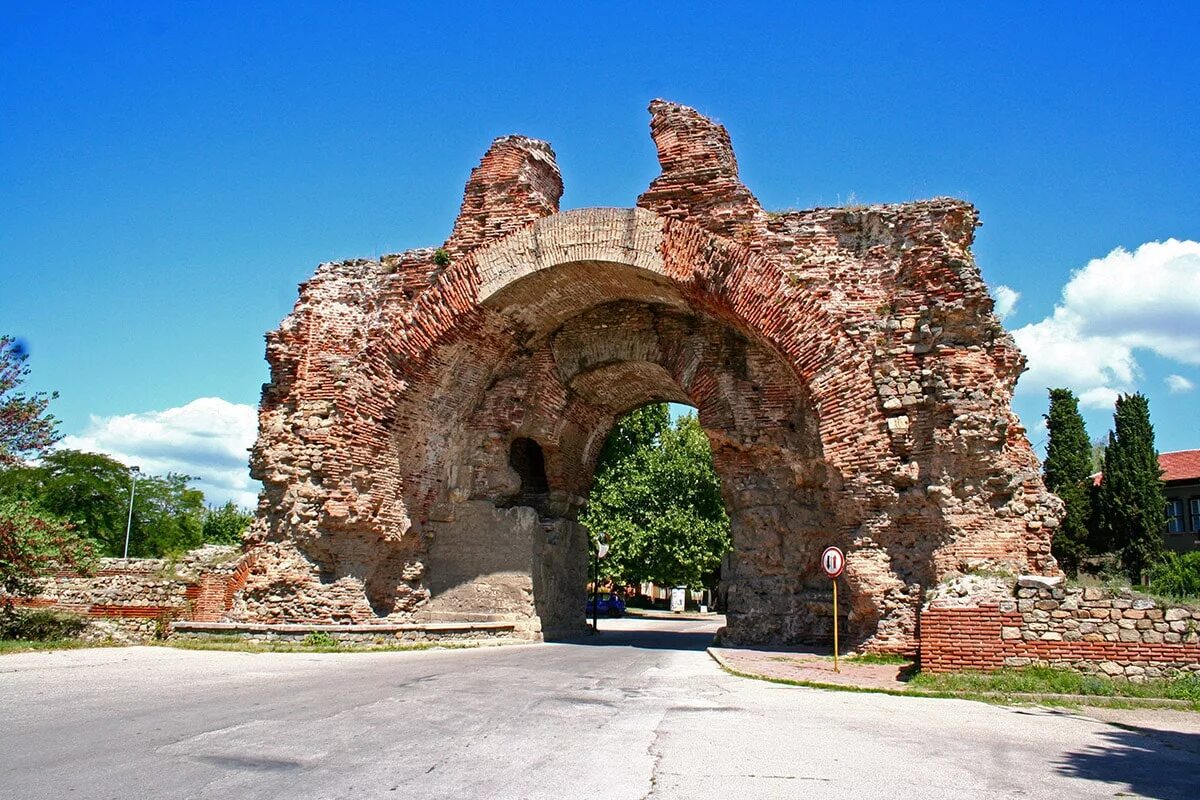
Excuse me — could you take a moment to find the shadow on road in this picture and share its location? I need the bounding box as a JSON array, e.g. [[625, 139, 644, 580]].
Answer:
[[550, 627, 716, 652], [1053, 722, 1200, 800]]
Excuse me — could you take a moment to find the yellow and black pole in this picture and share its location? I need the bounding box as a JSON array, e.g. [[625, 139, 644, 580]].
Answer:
[[821, 545, 845, 673], [832, 578, 839, 673]]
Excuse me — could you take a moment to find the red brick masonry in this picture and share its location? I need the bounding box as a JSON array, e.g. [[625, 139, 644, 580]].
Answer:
[[920, 582, 1200, 678]]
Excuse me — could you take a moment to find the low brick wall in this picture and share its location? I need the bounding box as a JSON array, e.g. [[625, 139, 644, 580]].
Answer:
[[171, 620, 520, 646], [9, 547, 529, 647], [8, 546, 252, 638], [920, 578, 1200, 679]]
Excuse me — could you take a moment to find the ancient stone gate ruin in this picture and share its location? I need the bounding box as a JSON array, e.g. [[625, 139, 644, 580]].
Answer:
[[235, 100, 1062, 652]]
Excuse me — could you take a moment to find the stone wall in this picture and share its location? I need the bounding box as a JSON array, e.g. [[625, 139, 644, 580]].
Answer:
[[12, 546, 250, 640], [240, 99, 1062, 652], [171, 620, 520, 646], [920, 576, 1200, 678]]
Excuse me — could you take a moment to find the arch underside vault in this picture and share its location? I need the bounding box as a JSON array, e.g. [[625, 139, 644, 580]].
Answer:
[[238, 102, 1062, 652]]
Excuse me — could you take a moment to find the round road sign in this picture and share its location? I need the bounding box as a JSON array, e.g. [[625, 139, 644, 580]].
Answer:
[[821, 546, 845, 578]]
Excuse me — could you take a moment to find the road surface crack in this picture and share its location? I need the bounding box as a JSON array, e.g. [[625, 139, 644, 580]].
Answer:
[[640, 711, 669, 799]]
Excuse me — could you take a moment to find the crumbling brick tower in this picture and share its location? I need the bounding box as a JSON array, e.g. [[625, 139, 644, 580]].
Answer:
[[235, 100, 1062, 651]]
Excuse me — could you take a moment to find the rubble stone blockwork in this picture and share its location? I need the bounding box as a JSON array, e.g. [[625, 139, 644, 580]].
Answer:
[[921, 577, 1200, 677], [16, 546, 251, 640], [239, 100, 1062, 651]]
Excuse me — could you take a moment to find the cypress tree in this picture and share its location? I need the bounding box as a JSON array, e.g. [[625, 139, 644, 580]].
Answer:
[[1098, 393, 1165, 582], [1043, 389, 1093, 575]]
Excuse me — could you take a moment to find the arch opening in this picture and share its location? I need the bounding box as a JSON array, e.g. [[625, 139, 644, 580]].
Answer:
[[581, 401, 731, 616], [408, 259, 857, 645]]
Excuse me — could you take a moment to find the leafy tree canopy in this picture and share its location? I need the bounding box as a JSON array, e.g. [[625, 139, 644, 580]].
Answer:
[[581, 406, 730, 591], [0, 450, 130, 556], [0, 498, 95, 614], [202, 500, 255, 545], [0, 336, 61, 466], [595, 403, 670, 467], [0, 450, 251, 557], [131, 472, 206, 557]]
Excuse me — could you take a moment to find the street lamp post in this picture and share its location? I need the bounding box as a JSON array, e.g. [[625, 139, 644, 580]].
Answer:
[[591, 544, 599, 634], [591, 533, 609, 634], [122, 466, 140, 559]]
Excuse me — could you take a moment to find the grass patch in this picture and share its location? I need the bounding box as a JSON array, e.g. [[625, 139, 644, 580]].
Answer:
[[909, 666, 1200, 707], [846, 652, 911, 665], [1, 610, 88, 640], [1068, 571, 1200, 609], [0, 638, 117, 655], [0, 610, 110, 655], [711, 652, 1200, 712]]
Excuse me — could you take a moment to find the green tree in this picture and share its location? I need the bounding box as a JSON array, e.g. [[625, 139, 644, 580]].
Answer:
[[0, 499, 95, 616], [1089, 436, 1107, 474], [0, 451, 215, 557], [130, 473, 206, 557], [1098, 393, 1165, 582], [1149, 551, 1200, 599], [0, 450, 131, 556], [202, 501, 254, 545], [594, 402, 670, 467], [582, 407, 730, 591], [1042, 389, 1094, 575], [0, 336, 61, 466]]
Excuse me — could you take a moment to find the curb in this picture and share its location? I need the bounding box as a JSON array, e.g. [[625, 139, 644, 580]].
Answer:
[[624, 609, 722, 621], [706, 648, 1198, 711]]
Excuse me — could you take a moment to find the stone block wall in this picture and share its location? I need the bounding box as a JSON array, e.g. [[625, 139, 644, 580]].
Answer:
[[920, 577, 1200, 679]]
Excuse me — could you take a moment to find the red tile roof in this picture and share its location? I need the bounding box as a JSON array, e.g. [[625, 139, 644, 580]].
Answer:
[[1089, 449, 1200, 485], [1161, 449, 1200, 483]]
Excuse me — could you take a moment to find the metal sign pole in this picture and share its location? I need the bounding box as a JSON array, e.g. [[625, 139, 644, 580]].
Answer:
[[821, 545, 845, 674], [832, 578, 839, 673]]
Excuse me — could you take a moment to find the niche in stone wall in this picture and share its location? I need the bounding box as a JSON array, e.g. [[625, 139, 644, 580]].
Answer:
[[507, 437, 550, 514]]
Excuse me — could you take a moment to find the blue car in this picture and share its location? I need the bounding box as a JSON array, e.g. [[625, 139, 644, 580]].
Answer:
[[586, 592, 627, 617]]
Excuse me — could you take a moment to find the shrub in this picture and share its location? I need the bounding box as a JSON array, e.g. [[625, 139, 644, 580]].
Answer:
[[1149, 552, 1200, 600], [433, 248, 451, 268], [0, 609, 87, 641], [0, 498, 96, 613], [303, 631, 337, 648], [153, 609, 180, 640]]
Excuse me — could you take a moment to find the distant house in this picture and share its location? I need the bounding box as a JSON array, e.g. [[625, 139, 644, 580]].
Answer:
[[1090, 449, 1200, 553], [1162, 450, 1200, 552]]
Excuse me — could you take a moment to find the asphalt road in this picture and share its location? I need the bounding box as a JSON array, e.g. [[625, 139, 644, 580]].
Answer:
[[2, 617, 1197, 800]]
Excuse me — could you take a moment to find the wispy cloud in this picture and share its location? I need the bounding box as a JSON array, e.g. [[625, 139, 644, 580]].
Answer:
[[992, 285, 1020, 321], [61, 397, 258, 507], [1012, 239, 1200, 402], [1166, 374, 1195, 394]]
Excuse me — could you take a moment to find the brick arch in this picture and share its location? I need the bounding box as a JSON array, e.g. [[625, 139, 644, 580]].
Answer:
[[359, 207, 891, 645], [400, 207, 885, 474]]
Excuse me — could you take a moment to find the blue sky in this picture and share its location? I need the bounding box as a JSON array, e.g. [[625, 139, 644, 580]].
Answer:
[[2, 3, 1198, 504]]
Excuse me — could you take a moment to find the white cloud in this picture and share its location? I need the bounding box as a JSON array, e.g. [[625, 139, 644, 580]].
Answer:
[[992, 285, 1020, 321], [1078, 386, 1121, 410], [61, 397, 258, 508], [1166, 374, 1195, 394], [1012, 239, 1200, 402]]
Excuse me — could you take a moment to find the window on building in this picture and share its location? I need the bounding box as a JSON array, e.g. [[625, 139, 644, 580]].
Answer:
[[1191, 497, 1200, 532], [1166, 499, 1185, 533]]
